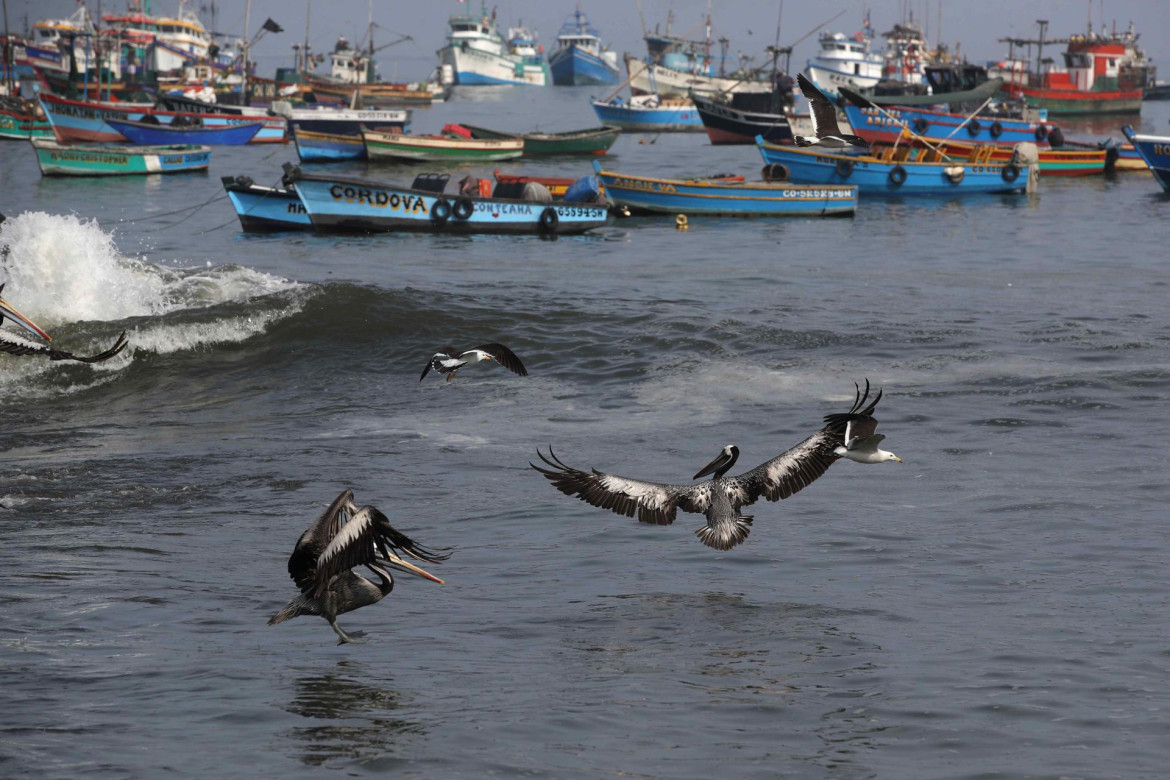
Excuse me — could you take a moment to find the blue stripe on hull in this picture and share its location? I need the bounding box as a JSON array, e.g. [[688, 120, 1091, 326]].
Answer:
[[455, 71, 535, 86], [549, 47, 620, 86], [225, 188, 312, 231]]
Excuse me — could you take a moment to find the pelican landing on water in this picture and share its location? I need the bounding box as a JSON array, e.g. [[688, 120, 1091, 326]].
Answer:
[[420, 343, 527, 382], [532, 380, 900, 551], [0, 284, 128, 363], [268, 489, 450, 644]]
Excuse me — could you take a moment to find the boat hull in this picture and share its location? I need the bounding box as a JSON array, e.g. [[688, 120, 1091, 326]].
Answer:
[[107, 118, 264, 146], [289, 172, 608, 234], [1122, 126, 1170, 191], [32, 139, 211, 176], [594, 163, 856, 217], [805, 62, 881, 95], [438, 44, 550, 87], [292, 129, 367, 162], [461, 124, 620, 155], [844, 104, 1056, 147], [589, 100, 701, 132], [625, 54, 770, 98], [692, 95, 793, 145], [221, 176, 312, 231], [361, 130, 524, 162], [549, 45, 620, 86], [756, 139, 1028, 196], [1008, 85, 1142, 115]]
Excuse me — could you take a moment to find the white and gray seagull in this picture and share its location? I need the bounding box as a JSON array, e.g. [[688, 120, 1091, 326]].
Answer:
[[268, 489, 450, 644], [420, 343, 528, 382], [794, 73, 870, 150], [532, 380, 897, 551], [0, 283, 128, 363]]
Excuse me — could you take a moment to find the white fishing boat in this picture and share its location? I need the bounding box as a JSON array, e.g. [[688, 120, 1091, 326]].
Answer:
[[804, 15, 883, 95], [436, 3, 549, 86]]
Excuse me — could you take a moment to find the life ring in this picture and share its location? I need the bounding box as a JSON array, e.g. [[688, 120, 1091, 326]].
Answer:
[[539, 206, 559, 232], [1034, 124, 1049, 142], [912, 117, 929, 134], [761, 163, 789, 182], [888, 165, 907, 187], [453, 197, 474, 220], [835, 158, 854, 178], [432, 198, 452, 223], [989, 121, 1004, 138], [966, 118, 982, 136], [1001, 164, 1020, 183]]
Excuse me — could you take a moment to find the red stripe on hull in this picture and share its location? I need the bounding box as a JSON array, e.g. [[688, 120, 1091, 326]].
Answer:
[[704, 126, 756, 145], [51, 127, 126, 143]]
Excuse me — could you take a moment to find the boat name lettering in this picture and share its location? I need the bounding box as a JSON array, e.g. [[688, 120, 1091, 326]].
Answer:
[[612, 177, 677, 193], [286, 202, 307, 214], [556, 206, 604, 218], [477, 202, 533, 215], [781, 189, 852, 199], [1154, 144, 1170, 156], [48, 150, 130, 164], [328, 184, 428, 214]]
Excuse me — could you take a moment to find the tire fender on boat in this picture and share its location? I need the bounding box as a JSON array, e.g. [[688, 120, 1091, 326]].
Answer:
[[453, 197, 474, 220], [1047, 126, 1064, 148], [835, 158, 855, 178], [966, 119, 982, 136], [912, 117, 929, 134], [1104, 145, 1120, 174], [539, 206, 559, 232], [432, 198, 452, 223], [761, 163, 789, 182], [1035, 124, 1050, 142], [888, 165, 907, 187], [1001, 164, 1020, 183], [989, 121, 1003, 138]]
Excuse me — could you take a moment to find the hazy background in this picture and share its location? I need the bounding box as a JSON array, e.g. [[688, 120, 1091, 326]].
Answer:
[[8, 0, 1169, 84]]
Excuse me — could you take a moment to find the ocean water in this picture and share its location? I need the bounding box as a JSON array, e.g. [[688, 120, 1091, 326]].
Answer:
[[2, 87, 1169, 779]]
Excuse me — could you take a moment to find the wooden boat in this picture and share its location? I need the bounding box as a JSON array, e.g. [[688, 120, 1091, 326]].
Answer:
[[1051, 137, 1145, 171], [493, 170, 576, 198], [31, 139, 211, 176], [843, 103, 1058, 147], [0, 97, 52, 140], [304, 72, 448, 107], [107, 117, 265, 146], [692, 93, 794, 145], [756, 138, 1030, 196], [269, 101, 411, 136], [455, 124, 620, 156], [292, 128, 367, 162], [221, 176, 312, 232], [593, 161, 856, 217], [1121, 125, 1170, 191], [284, 166, 609, 235], [589, 94, 702, 132], [891, 139, 1110, 176], [38, 93, 287, 144], [361, 129, 524, 162]]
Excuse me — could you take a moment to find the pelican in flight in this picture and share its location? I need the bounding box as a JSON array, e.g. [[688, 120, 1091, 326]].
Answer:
[[1, 284, 128, 363], [420, 343, 528, 382], [532, 380, 897, 551], [794, 73, 869, 151], [268, 489, 450, 644]]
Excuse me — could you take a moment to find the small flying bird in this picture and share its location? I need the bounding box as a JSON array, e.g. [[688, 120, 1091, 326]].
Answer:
[[420, 343, 528, 382], [833, 392, 903, 463], [0, 284, 128, 363], [532, 380, 896, 551], [794, 73, 870, 150], [268, 489, 450, 644]]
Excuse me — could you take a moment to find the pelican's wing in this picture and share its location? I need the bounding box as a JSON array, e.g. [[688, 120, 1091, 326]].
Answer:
[[797, 73, 843, 138], [472, 342, 528, 377], [726, 380, 884, 507], [531, 447, 712, 526], [287, 488, 355, 593], [0, 331, 128, 363], [313, 506, 450, 596]]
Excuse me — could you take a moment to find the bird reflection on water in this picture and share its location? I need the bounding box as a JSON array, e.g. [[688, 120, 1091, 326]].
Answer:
[[285, 661, 424, 767]]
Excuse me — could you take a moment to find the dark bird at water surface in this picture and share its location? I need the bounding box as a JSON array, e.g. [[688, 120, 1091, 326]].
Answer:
[[0, 283, 128, 363]]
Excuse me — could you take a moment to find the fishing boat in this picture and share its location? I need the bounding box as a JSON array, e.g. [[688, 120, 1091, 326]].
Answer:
[[1050, 136, 1144, 171], [1121, 125, 1170, 191], [436, 3, 550, 87], [625, 13, 771, 99], [301, 35, 449, 108], [593, 161, 856, 217], [31, 138, 211, 176], [914, 139, 1111, 176], [107, 117, 265, 146], [493, 170, 576, 198], [589, 94, 702, 132], [994, 21, 1152, 115], [292, 127, 367, 162], [0, 97, 52, 140], [548, 7, 620, 86], [38, 93, 288, 144], [361, 129, 524, 162], [756, 137, 1031, 196], [454, 124, 620, 155], [269, 101, 411, 136], [284, 166, 609, 235], [805, 16, 884, 95], [691, 92, 794, 145], [221, 175, 312, 231], [842, 100, 1058, 147]]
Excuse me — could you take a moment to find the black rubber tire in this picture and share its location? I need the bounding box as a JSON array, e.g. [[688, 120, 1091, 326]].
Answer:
[[432, 198, 452, 223], [966, 119, 982, 136], [912, 117, 929, 134], [989, 121, 1004, 138], [1035, 124, 1049, 142], [1001, 164, 1020, 183], [761, 163, 789, 182], [835, 158, 855, 178], [453, 197, 474, 220], [539, 206, 559, 232], [888, 165, 907, 187]]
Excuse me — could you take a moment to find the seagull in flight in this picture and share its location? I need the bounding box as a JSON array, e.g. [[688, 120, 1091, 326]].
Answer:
[[420, 343, 528, 382], [794, 73, 870, 151]]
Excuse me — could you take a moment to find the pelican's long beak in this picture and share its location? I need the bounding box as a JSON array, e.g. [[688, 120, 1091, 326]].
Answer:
[[0, 294, 51, 341], [693, 450, 732, 480], [382, 552, 444, 584]]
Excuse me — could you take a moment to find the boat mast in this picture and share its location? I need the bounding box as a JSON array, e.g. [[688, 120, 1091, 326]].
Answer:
[[242, 0, 250, 104], [2, 0, 12, 95], [303, 0, 310, 74]]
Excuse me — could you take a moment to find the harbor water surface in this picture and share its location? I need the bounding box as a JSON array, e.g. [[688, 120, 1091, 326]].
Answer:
[[2, 88, 1170, 779]]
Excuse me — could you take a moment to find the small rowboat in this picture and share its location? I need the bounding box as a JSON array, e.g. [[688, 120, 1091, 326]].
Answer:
[[31, 139, 211, 176], [493, 170, 576, 197], [107, 117, 265, 146], [221, 175, 312, 232], [361, 129, 524, 162], [455, 124, 621, 155], [292, 128, 367, 162], [895, 139, 1110, 176], [589, 94, 703, 132]]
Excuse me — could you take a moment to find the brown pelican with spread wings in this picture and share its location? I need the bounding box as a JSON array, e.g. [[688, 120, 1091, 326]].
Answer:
[[268, 489, 450, 644], [0, 284, 128, 363], [532, 381, 899, 551]]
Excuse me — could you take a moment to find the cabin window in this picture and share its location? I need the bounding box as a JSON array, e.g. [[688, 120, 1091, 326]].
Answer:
[[854, 63, 860, 74]]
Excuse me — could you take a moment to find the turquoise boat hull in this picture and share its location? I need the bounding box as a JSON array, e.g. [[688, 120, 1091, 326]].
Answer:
[[32, 139, 211, 176], [221, 176, 312, 231]]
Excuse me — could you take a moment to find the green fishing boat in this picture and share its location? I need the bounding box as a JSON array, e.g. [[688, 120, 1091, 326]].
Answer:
[[456, 124, 621, 155], [361, 129, 523, 162], [31, 139, 212, 176]]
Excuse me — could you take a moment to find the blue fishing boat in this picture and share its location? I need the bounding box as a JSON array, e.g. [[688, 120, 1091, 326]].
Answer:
[[843, 103, 1059, 147], [756, 137, 1031, 196], [292, 128, 367, 162], [221, 176, 312, 232], [285, 167, 609, 235], [593, 161, 856, 217], [1121, 125, 1170, 191], [548, 8, 620, 86], [589, 95, 702, 132], [108, 118, 265, 146]]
